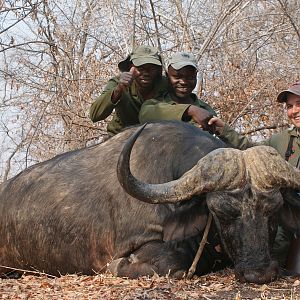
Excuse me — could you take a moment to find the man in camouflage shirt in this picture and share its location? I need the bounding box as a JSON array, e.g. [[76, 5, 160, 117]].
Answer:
[[90, 45, 168, 135], [139, 52, 216, 132]]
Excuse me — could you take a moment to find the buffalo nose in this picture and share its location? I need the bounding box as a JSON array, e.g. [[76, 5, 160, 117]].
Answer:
[[235, 260, 279, 284]]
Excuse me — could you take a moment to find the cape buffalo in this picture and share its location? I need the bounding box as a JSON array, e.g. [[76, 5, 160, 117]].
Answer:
[[0, 121, 299, 284], [117, 122, 300, 284]]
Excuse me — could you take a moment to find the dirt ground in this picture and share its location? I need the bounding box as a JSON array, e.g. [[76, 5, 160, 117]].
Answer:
[[1, 269, 299, 300]]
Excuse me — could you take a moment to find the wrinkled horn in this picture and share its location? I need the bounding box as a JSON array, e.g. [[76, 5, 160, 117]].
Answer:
[[244, 146, 300, 191], [117, 124, 248, 204]]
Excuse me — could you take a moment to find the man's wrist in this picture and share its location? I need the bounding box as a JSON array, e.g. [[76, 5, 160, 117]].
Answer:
[[182, 105, 192, 121], [111, 85, 124, 104]]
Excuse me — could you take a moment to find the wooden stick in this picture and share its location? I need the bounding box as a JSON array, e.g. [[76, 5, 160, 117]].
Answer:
[[0, 265, 57, 278], [186, 213, 213, 279]]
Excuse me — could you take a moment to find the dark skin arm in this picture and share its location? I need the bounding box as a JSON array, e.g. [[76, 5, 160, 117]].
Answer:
[[111, 66, 136, 104], [184, 105, 216, 133]]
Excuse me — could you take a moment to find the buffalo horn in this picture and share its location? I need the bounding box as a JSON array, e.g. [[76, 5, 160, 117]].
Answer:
[[244, 146, 300, 191], [117, 125, 248, 204]]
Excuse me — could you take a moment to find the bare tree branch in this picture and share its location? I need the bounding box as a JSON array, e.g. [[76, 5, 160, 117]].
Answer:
[[277, 0, 300, 41]]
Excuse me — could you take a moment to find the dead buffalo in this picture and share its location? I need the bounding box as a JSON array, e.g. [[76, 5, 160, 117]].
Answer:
[[117, 121, 300, 284], [0, 121, 299, 284]]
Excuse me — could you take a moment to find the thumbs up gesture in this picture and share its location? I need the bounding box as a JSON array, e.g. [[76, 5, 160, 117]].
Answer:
[[119, 66, 136, 88], [112, 66, 137, 103]]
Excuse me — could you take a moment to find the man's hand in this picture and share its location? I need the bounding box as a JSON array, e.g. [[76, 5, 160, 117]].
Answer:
[[112, 66, 136, 103], [119, 66, 135, 87], [208, 117, 225, 135], [186, 106, 216, 133], [208, 117, 225, 128]]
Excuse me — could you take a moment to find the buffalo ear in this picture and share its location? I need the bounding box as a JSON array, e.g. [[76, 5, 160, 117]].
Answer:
[[279, 189, 300, 234], [163, 200, 208, 242]]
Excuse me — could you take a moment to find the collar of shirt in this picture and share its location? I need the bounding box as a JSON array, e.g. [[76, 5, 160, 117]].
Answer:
[[288, 126, 300, 137]]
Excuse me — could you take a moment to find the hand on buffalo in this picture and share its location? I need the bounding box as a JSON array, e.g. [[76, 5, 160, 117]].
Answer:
[[208, 117, 225, 127], [112, 66, 136, 104], [186, 105, 216, 134], [208, 117, 225, 135]]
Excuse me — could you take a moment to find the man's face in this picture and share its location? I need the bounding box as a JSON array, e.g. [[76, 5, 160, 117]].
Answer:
[[167, 65, 197, 98], [133, 64, 162, 89], [286, 93, 300, 128]]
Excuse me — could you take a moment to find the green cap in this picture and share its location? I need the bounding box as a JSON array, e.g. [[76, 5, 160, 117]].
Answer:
[[131, 45, 162, 67], [167, 52, 198, 70], [118, 45, 162, 72]]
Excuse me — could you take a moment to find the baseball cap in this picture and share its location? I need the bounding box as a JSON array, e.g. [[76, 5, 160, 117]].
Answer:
[[167, 52, 198, 70], [277, 82, 300, 103], [118, 45, 162, 71]]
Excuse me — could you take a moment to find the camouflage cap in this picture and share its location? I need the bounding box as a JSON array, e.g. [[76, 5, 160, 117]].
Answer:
[[277, 82, 300, 103], [118, 45, 162, 71], [167, 52, 198, 70]]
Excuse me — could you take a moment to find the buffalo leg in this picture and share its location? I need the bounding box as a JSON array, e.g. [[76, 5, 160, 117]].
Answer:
[[107, 241, 189, 279]]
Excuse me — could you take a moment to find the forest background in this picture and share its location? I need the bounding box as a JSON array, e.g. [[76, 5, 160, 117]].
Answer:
[[0, 0, 299, 181]]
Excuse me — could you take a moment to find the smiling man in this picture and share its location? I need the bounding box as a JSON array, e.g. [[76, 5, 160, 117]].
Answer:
[[276, 83, 300, 167], [90, 45, 168, 136], [139, 52, 217, 132], [281, 84, 300, 131]]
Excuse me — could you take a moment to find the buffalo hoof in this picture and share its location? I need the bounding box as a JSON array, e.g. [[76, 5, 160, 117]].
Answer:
[[107, 258, 124, 276], [107, 256, 159, 278]]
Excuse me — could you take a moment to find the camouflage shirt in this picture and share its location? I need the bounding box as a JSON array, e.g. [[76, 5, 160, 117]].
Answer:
[[90, 76, 168, 135], [139, 93, 216, 125]]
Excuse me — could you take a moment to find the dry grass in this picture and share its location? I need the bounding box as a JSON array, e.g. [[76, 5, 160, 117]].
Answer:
[[1, 269, 299, 299]]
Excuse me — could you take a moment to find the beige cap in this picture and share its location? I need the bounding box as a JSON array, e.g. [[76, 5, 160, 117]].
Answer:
[[167, 52, 198, 70], [118, 45, 162, 71], [277, 82, 300, 103]]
